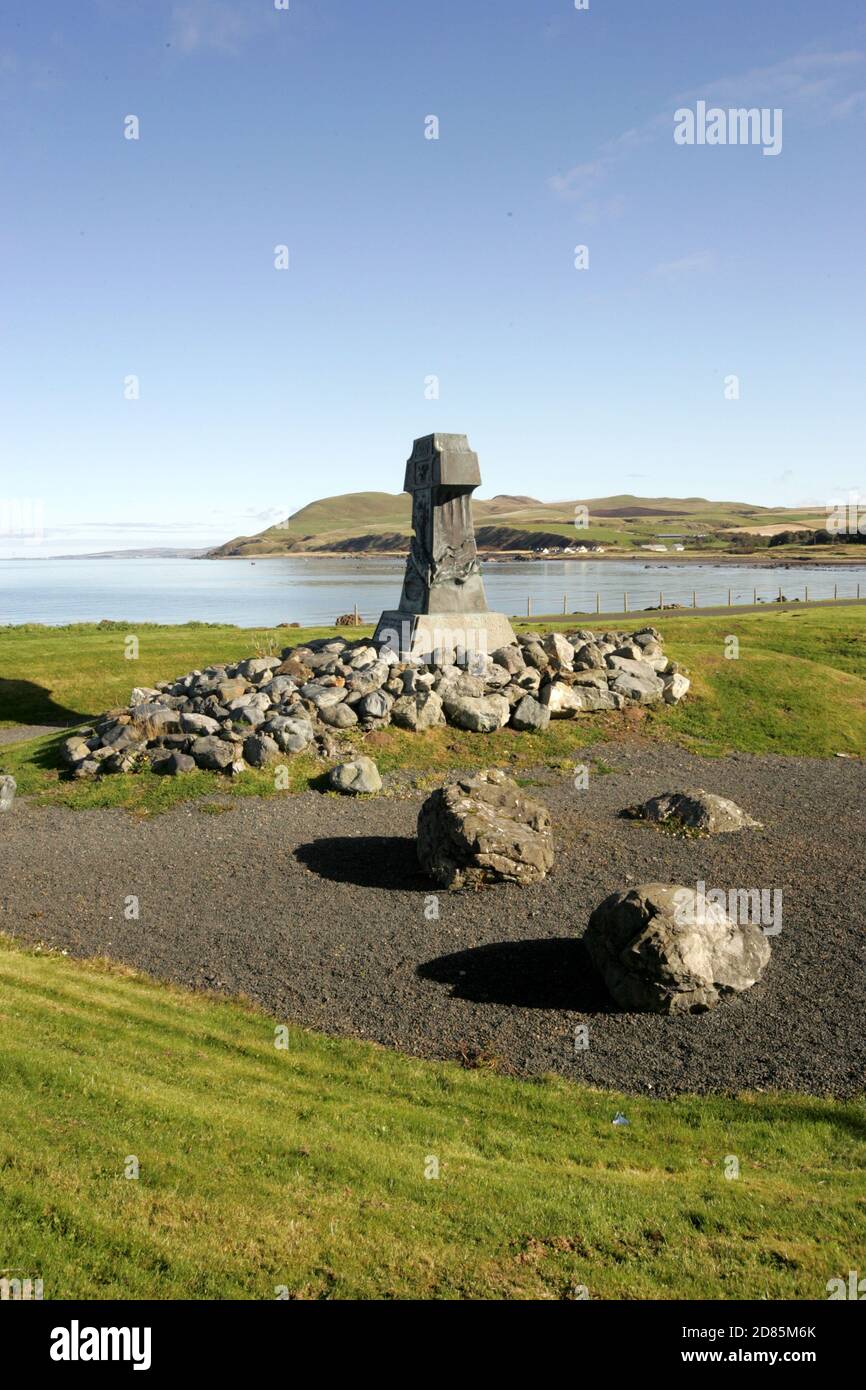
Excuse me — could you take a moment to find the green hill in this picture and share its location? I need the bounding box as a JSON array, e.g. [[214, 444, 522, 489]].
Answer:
[[206, 491, 828, 558]]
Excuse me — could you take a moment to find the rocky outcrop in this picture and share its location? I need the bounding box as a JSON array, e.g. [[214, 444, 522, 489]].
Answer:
[[417, 769, 554, 889], [584, 882, 771, 1014]]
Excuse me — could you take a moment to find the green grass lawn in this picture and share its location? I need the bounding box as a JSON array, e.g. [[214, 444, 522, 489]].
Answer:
[[0, 937, 862, 1301], [521, 605, 866, 758], [1, 607, 863, 813]]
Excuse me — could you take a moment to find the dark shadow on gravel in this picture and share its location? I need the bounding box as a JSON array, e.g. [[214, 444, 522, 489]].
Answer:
[[418, 938, 616, 1012], [295, 835, 433, 890]]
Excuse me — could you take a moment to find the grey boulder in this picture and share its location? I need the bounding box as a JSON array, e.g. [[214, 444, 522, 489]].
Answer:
[[573, 686, 622, 712], [584, 882, 771, 1014], [238, 656, 282, 679], [607, 671, 664, 705], [275, 728, 315, 754], [437, 672, 486, 700], [572, 643, 606, 671], [391, 690, 446, 732], [491, 644, 526, 675], [61, 735, 96, 767], [539, 682, 585, 718], [442, 693, 510, 733], [300, 683, 347, 710], [346, 662, 389, 696], [266, 717, 314, 753], [318, 701, 359, 729], [510, 694, 551, 732], [520, 642, 550, 673], [356, 689, 394, 722], [606, 655, 661, 681], [663, 672, 691, 704], [242, 733, 281, 767], [231, 706, 267, 728], [417, 769, 554, 889], [627, 789, 762, 834], [153, 751, 196, 776], [190, 735, 237, 771], [543, 632, 575, 668], [328, 756, 382, 795], [131, 703, 181, 734], [179, 711, 221, 736]]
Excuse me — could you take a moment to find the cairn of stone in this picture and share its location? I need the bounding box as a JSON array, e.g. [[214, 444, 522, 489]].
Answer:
[[61, 625, 688, 780]]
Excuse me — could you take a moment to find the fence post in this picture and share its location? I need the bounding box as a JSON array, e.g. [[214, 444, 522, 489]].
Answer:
[[527, 596, 531, 618], [692, 590, 697, 609], [834, 583, 838, 600], [753, 587, 757, 605], [563, 593, 567, 615], [624, 591, 628, 613], [596, 592, 600, 614], [778, 586, 783, 603], [728, 588, 732, 607], [659, 590, 663, 610], [858, 583, 861, 599], [805, 585, 809, 602]]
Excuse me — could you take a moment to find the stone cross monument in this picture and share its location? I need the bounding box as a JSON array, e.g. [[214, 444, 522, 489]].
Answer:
[[373, 433, 516, 660]]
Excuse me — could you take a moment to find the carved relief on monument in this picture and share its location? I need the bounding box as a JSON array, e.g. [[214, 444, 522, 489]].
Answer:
[[430, 494, 481, 588], [399, 488, 432, 612]]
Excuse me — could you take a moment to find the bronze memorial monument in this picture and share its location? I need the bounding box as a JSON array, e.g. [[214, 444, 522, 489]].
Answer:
[[373, 433, 516, 661]]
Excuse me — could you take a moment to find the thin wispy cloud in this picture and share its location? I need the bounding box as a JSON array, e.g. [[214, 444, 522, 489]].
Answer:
[[695, 49, 865, 110], [549, 159, 605, 200], [169, 0, 253, 55], [652, 252, 716, 279], [833, 90, 866, 117], [243, 506, 287, 524], [549, 48, 866, 212]]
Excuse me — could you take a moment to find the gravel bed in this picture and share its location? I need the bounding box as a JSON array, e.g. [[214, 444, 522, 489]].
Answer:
[[0, 724, 67, 746], [0, 739, 863, 1098]]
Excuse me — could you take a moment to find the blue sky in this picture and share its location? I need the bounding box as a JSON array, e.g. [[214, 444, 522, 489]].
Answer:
[[2, 0, 865, 554]]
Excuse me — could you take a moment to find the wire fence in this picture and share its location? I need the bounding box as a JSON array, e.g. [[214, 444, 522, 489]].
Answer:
[[519, 578, 865, 618], [321, 579, 865, 627]]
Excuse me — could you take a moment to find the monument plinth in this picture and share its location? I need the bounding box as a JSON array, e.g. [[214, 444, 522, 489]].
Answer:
[[373, 433, 516, 661]]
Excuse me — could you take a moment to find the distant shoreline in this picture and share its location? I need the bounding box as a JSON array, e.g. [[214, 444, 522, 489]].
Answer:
[[204, 549, 866, 570], [4, 549, 864, 572]]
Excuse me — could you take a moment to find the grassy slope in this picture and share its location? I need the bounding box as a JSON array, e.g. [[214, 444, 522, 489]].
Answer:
[[1, 939, 862, 1300], [651, 608, 866, 757], [0, 621, 339, 728], [0, 608, 863, 814], [209, 490, 829, 556]]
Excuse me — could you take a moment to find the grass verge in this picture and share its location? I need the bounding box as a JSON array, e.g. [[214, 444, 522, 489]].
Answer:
[[0, 937, 862, 1300]]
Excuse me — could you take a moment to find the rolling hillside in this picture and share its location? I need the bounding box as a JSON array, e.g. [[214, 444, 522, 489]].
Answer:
[[207, 492, 828, 558]]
